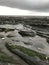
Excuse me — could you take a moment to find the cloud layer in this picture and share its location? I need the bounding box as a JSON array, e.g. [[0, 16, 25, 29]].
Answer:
[[0, 0, 49, 12]]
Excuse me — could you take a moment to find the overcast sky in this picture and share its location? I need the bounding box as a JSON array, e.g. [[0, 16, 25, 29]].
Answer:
[[0, 0, 49, 16]]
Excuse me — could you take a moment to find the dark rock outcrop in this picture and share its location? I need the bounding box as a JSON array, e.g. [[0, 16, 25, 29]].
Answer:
[[19, 30, 36, 37]]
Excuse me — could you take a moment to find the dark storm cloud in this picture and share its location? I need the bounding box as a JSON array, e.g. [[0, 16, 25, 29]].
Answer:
[[0, 0, 49, 12]]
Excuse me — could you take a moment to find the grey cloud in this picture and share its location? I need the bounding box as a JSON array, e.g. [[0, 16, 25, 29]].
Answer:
[[0, 0, 49, 12]]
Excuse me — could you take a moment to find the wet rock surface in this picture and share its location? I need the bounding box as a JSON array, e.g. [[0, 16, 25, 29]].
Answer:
[[0, 24, 49, 65], [5, 42, 49, 65], [0, 62, 17, 65]]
